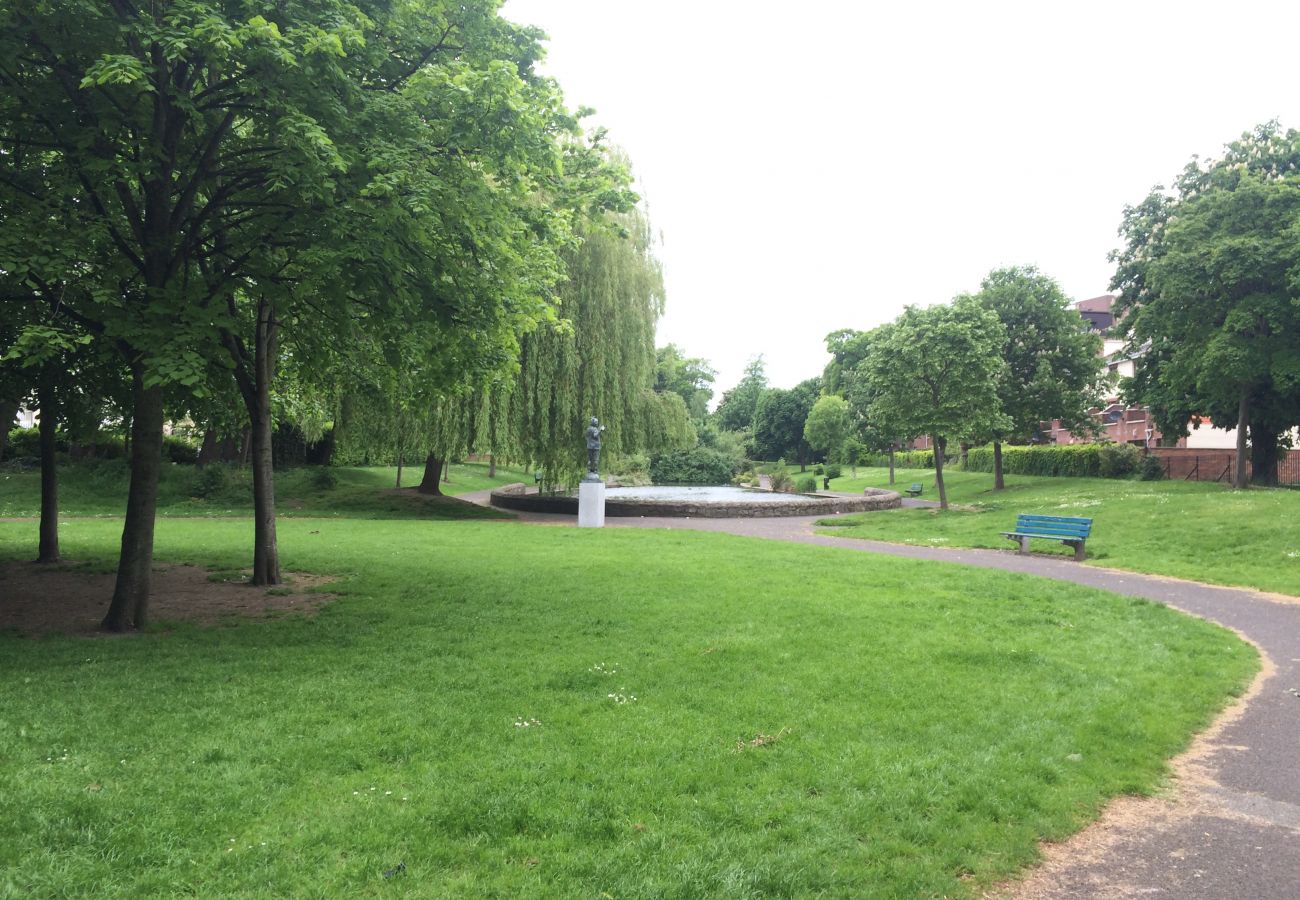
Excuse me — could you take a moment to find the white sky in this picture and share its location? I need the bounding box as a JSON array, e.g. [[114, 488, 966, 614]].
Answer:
[[502, 0, 1300, 397]]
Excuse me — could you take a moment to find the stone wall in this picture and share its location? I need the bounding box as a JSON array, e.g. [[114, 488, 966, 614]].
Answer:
[[489, 485, 902, 518]]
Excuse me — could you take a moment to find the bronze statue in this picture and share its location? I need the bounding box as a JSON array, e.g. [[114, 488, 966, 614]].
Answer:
[[585, 417, 605, 474]]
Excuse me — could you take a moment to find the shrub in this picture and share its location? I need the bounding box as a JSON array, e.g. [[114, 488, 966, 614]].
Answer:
[[768, 469, 794, 492], [192, 465, 229, 498], [311, 467, 340, 490], [1138, 453, 1166, 481], [1098, 442, 1140, 478], [824, 464, 842, 480], [163, 434, 199, 464], [813, 464, 825, 476], [649, 448, 737, 485], [795, 474, 817, 493], [963, 442, 1151, 479], [860, 449, 936, 469]]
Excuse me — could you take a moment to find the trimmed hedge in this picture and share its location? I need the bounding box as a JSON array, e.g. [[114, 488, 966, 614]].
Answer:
[[649, 448, 738, 485], [861, 449, 936, 469], [962, 443, 1145, 479]]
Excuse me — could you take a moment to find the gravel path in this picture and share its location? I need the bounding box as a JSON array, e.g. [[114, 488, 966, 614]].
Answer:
[[463, 491, 1300, 897]]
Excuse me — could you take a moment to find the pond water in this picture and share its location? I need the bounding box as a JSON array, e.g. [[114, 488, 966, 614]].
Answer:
[[604, 485, 815, 504]]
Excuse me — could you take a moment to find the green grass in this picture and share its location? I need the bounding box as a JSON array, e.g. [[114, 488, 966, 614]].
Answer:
[[0, 516, 1256, 898], [819, 467, 1300, 596], [0, 461, 530, 520]]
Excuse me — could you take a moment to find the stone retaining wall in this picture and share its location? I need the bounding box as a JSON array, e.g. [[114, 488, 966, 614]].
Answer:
[[489, 484, 901, 518]]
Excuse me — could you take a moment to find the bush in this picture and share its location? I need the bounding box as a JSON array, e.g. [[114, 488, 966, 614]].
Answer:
[[795, 474, 817, 493], [813, 464, 825, 476], [1098, 442, 1140, 478], [768, 469, 794, 492], [649, 448, 737, 485], [824, 464, 842, 480], [1138, 453, 1165, 481], [5, 427, 51, 458], [163, 434, 199, 464], [963, 442, 1150, 479], [860, 449, 936, 469], [191, 464, 229, 498], [311, 467, 340, 490]]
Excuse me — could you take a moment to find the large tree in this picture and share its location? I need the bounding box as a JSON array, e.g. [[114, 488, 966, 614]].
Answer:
[[751, 377, 820, 468], [864, 299, 1009, 509], [0, 1, 588, 626], [655, 344, 716, 422], [803, 393, 851, 467], [1112, 123, 1300, 488], [713, 355, 768, 434], [974, 266, 1104, 490]]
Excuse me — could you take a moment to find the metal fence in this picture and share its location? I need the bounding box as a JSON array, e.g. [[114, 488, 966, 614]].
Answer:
[[1149, 448, 1300, 484]]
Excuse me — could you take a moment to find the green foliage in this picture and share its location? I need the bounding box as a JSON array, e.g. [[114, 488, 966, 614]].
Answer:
[[795, 474, 817, 493], [655, 344, 716, 421], [162, 435, 199, 465], [751, 378, 820, 464], [1098, 442, 1141, 478], [649, 448, 737, 485], [191, 465, 230, 500], [803, 394, 851, 461], [767, 468, 794, 492], [713, 356, 768, 432], [1138, 454, 1166, 481], [310, 467, 340, 491], [973, 266, 1105, 442], [962, 443, 1148, 479], [861, 449, 936, 468], [824, 464, 842, 480]]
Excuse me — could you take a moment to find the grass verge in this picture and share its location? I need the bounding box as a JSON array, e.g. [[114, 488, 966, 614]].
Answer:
[[819, 467, 1300, 597], [0, 516, 1256, 897]]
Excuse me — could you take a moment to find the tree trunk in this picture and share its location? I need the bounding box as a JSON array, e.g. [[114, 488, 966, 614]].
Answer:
[[488, 455, 496, 478], [959, 441, 969, 469], [238, 428, 251, 467], [933, 434, 949, 510], [1233, 392, 1250, 490], [418, 454, 444, 495], [1249, 422, 1280, 487], [197, 428, 218, 466], [0, 397, 16, 462], [993, 440, 1005, 491], [395, 450, 403, 488], [248, 299, 281, 586], [101, 367, 165, 631], [37, 387, 59, 564], [887, 446, 895, 485]]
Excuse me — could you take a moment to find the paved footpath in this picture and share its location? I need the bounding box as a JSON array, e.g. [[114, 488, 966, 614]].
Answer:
[[467, 492, 1300, 898]]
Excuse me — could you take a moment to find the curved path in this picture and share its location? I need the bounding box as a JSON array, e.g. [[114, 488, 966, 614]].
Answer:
[[466, 492, 1300, 897]]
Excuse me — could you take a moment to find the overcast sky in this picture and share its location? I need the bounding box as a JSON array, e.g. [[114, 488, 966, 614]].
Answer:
[[502, 0, 1300, 397]]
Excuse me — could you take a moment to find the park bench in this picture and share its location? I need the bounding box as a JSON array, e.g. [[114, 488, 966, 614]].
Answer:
[[904, 482, 923, 497], [1002, 514, 1092, 561]]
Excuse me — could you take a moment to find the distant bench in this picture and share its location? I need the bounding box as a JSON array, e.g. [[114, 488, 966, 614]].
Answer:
[[904, 482, 923, 498], [1002, 514, 1092, 561]]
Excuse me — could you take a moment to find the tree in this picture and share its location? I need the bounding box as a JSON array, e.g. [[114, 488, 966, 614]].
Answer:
[[655, 344, 716, 422], [803, 394, 851, 466], [714, 356, 768, 433], [974, 267, 1104, 490], [0, 1, 590, 626], [751, 377, 820, 467], [1112, 123, 1300, 488], [864, 299, 1009, 509]]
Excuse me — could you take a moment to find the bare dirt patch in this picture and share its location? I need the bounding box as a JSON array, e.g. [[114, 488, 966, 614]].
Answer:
[[0, 561, 337, 637]]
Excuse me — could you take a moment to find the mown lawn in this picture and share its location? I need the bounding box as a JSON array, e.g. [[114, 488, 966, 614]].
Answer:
[[0, 461, 529, 520], [820, 467, 1300, 597], [0, 515, 1256, 898]]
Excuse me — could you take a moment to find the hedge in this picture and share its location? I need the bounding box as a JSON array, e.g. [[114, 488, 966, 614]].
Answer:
[[860, 449, 936, 469], [649, 448, 738, 485], [961, 443, 1142, 479]]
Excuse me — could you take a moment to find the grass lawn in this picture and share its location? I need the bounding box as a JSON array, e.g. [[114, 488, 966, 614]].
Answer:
[[0, 514, 1256, 897], [820, 467, 1300, 597], [0, 461, 530, 520]]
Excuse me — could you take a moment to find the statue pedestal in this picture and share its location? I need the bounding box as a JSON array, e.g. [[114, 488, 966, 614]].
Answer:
[[578, 479, 605, 528]]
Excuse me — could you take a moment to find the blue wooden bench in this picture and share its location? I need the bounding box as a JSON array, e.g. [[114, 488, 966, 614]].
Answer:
[[1002, 514, 1093, 561], [904, 482, 923, 497]]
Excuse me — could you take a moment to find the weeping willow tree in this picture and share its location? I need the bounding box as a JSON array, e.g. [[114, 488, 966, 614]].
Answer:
[[511, 205, 693, 486]]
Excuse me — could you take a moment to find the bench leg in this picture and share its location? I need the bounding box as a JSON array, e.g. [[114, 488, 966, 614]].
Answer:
[[1071, 541, 1085, 562], [1018, 536, 1030, 555]]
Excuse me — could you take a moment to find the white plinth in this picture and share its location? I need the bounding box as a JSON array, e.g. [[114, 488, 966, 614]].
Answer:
[[578, 480, 606, 528]]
